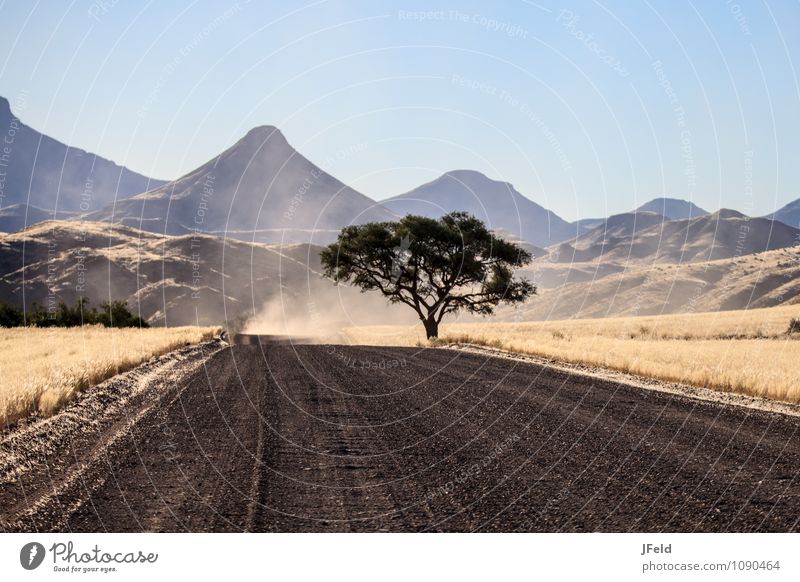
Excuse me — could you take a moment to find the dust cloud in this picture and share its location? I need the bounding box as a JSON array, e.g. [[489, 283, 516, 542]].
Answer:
[[241, 281, 419, 342]]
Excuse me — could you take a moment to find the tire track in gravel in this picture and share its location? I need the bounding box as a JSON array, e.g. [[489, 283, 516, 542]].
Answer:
[[3, 343, 799, 532]]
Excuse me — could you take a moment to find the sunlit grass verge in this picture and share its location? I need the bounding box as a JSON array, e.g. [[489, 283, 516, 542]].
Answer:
[[342, 305, 800, 405], [0, 325, 219, 426]]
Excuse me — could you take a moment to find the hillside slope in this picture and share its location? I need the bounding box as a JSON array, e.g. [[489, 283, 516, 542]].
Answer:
[[0, 220, 410, 327], [548, 209, 800, 265], [512, 244, 800, 320]]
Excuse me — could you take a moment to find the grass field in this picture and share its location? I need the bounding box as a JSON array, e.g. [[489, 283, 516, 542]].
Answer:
[[342, 304, 800, 404], [0, 325, 218, 426]]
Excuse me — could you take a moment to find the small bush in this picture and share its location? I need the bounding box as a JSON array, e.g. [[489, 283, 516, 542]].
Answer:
[[0, 303, 24, 327], [787, 318, 800, 335]]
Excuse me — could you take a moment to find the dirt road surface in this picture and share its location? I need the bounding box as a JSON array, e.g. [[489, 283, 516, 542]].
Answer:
[[2, 343, 799, 532]]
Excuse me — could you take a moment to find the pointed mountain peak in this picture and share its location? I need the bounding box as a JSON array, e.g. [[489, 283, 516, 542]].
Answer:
[[438, 169, 520, 192], [440, 169, 500, 184], [227, 125, 290, 155], [243, 124, 284, 139]]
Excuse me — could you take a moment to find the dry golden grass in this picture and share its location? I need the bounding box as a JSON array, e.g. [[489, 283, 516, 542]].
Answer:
[[0, 325, 218, 426], [342, 304, 800, 404]]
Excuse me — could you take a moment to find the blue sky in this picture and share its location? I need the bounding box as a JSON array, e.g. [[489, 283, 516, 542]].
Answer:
[[1, 0, 798, 220]]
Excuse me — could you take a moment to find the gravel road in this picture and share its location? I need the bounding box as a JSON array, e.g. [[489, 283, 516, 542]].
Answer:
[[3, 343, 799, 532]]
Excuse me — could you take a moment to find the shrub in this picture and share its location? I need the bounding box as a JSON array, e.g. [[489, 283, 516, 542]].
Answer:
[[0, 298, 149, 328], [0, 302, 24, 327]]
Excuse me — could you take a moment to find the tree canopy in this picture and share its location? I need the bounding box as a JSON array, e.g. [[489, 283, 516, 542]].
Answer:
[[320, 212, 535, 338]]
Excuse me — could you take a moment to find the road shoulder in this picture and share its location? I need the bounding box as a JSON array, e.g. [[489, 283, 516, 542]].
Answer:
[[0, 339, 225, 531], [446, 343, 800, 418]]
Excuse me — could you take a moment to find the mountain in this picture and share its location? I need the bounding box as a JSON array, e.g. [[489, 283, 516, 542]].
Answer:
[[4, 219, 795, 329], [84, 126, 395, 244], [489, 227, 547, 258], [0, 96, 165, 224], [548, 209, 799, 264], [0, 220, 412, 327], [571, 217, 606, 235], [549, 211, 668, 263], [0, 204, 79, 233], [511, 243, 800, 320], [381, 170, 576, 248], [566, 197, 705, 239], [766, 198, 800, 229], [635, 197, 709, 220], [585, 210, 668, 239]]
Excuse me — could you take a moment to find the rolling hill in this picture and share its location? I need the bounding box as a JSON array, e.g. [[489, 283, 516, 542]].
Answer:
[[2, 217, 796, 329], [548, 209, 800, 265], [549, 211, 668, 263], [0, 220, 412, 327], [571, 217, 606, 235], [510, 243, 800, 320], [0, 204, 78, 233]]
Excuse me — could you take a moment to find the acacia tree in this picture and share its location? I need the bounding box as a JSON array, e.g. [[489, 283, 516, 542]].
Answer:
[[320, 212, 535, 339]]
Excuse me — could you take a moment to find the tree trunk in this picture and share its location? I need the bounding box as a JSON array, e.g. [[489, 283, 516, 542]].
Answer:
[[423, 316, 439, 339]]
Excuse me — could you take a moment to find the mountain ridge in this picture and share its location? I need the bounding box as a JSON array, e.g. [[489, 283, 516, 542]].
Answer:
[[0, 219, 414, 327], [4, 219, 798, 328], [547, 208, 800, 265], [635, 197, 709, 220], [381, 169, 576, 247], [512, 242, 800, 320], [0, 96, 166, 223], [766, 198, 800, 229]]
